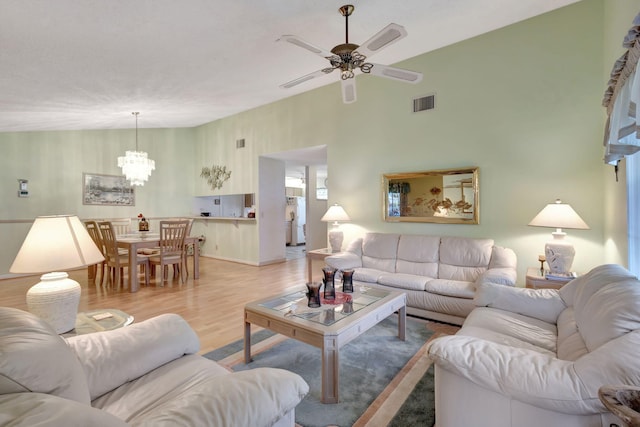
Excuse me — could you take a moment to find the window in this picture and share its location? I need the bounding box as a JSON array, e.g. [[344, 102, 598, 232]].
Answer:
[[628, 154, 640, 277]]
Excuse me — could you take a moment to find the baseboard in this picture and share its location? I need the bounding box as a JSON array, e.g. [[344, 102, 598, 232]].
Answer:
[[199, 254, 286, 267]]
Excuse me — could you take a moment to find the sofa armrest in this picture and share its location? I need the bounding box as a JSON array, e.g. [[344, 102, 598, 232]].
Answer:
[[474, 281, 566, 323], [427, 335, 601, 415], [131, 367, 309, 427], [478, 267, 517, 286], [0, 393, 129, 426], [325, 252, 362, 271], [66, 313, 200, 400]]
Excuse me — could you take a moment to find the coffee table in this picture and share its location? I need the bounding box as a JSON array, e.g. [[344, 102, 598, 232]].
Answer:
[[244, 286, 406, 403]]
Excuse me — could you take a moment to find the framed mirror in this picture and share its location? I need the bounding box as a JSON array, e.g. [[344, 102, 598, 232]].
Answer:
[[383, 167, 479, 224]]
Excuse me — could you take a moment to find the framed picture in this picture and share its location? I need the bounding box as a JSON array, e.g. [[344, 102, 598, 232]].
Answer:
[[82, 173, 135, 206], [383, 167, 479, 224]]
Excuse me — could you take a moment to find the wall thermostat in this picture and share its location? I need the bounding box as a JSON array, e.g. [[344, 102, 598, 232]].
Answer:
[[18, 179, 28, 197]]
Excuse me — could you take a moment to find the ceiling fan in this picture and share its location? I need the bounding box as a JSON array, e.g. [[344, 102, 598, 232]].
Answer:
[[278, 4, 423, 104]]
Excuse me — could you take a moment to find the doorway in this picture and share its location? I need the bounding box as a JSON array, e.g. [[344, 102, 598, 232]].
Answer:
[[259, 146, 328, 264]]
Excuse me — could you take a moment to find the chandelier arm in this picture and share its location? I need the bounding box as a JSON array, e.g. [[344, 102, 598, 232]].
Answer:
[[133, 112, 139, 151]]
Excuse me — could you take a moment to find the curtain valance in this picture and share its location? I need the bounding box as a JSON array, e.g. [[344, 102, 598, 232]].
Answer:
[[603, 13, 640, 165]]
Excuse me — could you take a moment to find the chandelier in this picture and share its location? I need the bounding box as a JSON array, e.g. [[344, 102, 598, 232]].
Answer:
[[118, 112, 155, 186]]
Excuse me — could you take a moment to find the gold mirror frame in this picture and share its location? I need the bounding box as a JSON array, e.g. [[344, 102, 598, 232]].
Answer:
[[383, 167, 479, 224]]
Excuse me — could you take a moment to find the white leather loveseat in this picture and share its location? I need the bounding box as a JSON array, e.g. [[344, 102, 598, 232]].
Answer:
[[325, 232, 517, 325], [427, 264, 640, 427], [0, 307, 308, 427]]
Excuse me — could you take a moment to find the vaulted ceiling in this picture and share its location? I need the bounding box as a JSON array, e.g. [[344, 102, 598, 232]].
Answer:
[[1, 0, 580, 132]]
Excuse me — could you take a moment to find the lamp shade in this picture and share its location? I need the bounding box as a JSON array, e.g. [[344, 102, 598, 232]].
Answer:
[[321, 204, 351, 224], [10, 215, 104, 274], [528, 199, 589, 230]]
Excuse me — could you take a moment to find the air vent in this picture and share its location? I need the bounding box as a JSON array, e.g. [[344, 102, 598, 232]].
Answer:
[[236, 138, 245, 149], [413, 94, 435, 113]]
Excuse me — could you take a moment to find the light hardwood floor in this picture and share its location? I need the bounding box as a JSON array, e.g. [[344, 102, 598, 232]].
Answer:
[[0, 255, 324, 354]]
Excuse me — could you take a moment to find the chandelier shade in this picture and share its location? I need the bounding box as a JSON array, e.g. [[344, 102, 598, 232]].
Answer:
[[118, 112, 155, 186], [118, 150, 155, 186]]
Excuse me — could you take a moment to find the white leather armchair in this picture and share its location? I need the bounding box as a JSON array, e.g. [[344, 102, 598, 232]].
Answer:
[[427, 264, 640, 427], [0, 307, 308, 427]]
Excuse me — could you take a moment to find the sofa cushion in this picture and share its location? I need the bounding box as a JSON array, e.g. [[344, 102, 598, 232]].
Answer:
[[353, 268, 386, 283], [395, 234, 440, 277], [459, 307, 557, 355], [438, 237, 493, 281], [556, 308, 589, 361], [66, 313, 200, 400], [0, 393, 129, 427], [560, 264, 640, 351], [0, 307, 90, 405], [474, 281, 566, 324], [93, 355, 308, 427], [378, 273, 428, 291], [488, 245, 518, 269], [361, 233, 399, 272], [425, 279, 475, 299]]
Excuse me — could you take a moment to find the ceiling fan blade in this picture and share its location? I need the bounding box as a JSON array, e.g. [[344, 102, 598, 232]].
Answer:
[[280, 69, 333, 89], [355, 23, 408, 59], [278, 35, 337, 60], [368, 63, 423, 84], [341, 79, 357, 104]]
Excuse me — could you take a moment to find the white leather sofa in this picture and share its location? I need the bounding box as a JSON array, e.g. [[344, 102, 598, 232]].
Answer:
[[427, 264, 640, 427], [0, 307, 308, 427], [324, 232, 517, 325]]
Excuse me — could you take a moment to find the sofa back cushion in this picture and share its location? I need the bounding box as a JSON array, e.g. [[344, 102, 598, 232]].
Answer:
[[395, 234, 440, 277], [361, 233, 400, 273], [559, 264, 640, 352], [0, 307, 90, 404], [439, 237, 494, 282]]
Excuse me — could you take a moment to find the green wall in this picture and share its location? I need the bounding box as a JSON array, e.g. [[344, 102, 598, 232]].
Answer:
[[1, 0, 633, 282], [194, 0, 607, 281], [0, 127, 196, 274]]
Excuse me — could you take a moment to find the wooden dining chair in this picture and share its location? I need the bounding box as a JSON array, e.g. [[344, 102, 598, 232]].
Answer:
[[98, 221, 149, 289], [83, 220, 106, 284], [148, 220, 189, 284], [110, 218, 132, 236]]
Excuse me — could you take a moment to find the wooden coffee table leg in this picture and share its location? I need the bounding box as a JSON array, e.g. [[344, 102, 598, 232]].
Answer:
[[398, 305, 406, 341], [244, 320, 251, 363], [322, 336, 339, 404]]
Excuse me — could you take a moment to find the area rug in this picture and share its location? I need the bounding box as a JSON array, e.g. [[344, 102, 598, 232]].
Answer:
[[204, 315, 452, 427]]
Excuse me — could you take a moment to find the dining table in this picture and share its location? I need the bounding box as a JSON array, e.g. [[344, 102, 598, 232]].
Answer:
[[116, 233, 200, 292]]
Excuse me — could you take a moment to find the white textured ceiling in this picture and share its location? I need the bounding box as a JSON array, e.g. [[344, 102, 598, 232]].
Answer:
[[0, 0, 580, 132]]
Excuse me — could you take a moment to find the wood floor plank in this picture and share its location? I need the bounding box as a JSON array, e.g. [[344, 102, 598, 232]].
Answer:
[[0, 254, 308, 354]]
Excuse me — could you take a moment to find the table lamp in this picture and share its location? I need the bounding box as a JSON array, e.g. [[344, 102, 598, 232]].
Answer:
[[321, 204, 351, 253], [10, 215, 105, 333], [528, 199, 589, 275]]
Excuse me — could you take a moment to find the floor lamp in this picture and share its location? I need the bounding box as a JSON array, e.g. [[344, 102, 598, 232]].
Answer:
[[10, 215, 105, 333], [321, 204, 351, 253], [528, 199, 589, 275]]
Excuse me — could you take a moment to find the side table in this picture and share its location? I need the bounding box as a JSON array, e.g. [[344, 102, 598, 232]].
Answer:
[[62, 309, 134, 337], [306, 248, 335, 283], [525, 267, 576, 289]]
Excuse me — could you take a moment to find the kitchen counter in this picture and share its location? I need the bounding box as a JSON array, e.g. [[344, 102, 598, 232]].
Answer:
[[192, 216, 256, 221]]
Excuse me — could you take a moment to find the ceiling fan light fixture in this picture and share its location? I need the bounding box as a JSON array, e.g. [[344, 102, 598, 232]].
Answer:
[[279, 4, 423, 103]]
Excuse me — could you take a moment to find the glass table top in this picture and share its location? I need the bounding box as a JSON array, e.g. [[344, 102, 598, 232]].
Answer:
[[258, 287, 390, 326]]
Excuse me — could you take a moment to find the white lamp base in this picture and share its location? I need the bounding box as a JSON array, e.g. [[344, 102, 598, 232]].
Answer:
[[328, 229, 344, 253], [26, 272, 81, 334], [544, 232, 575, 275]]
